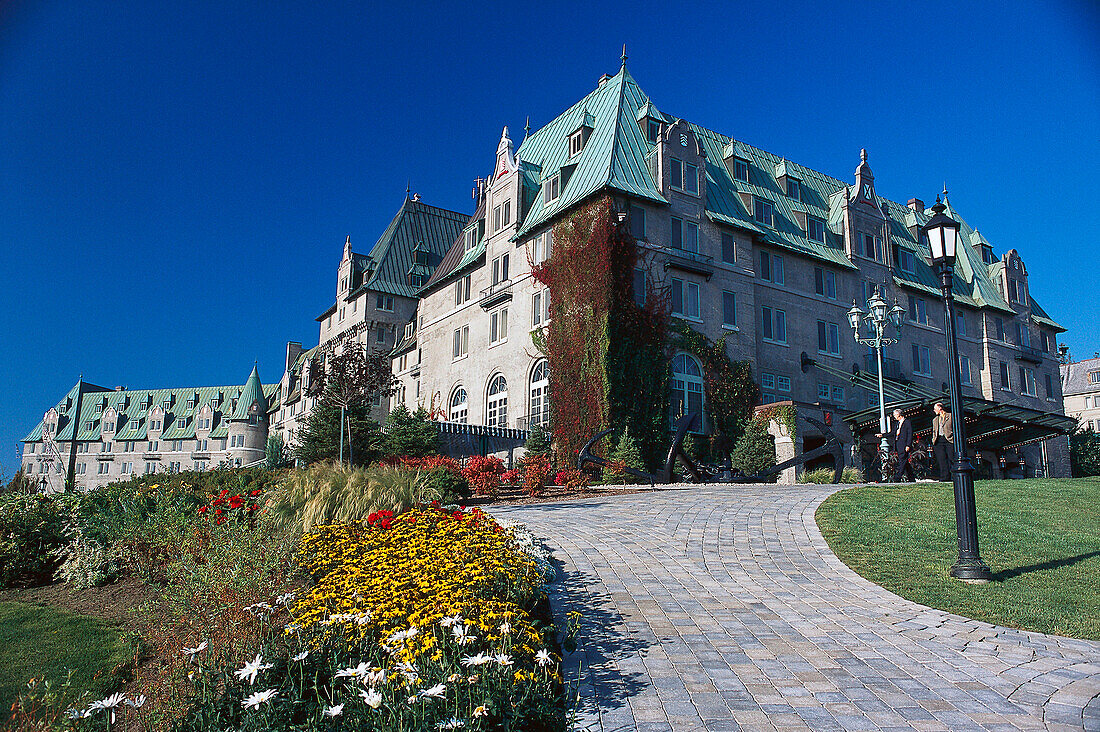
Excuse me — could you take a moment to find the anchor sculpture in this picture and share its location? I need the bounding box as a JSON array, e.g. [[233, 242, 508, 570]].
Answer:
[[578, 412, 846, 484]]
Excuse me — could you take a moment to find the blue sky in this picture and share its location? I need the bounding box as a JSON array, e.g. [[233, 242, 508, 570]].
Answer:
[[1, 0, 1098, 475]]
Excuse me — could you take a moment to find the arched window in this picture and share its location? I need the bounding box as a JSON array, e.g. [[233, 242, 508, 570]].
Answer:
[[449, 387, 468, 424], [670, 353, 705, 431], [486, 375, 508, 428], [529, 360, 550, 428]]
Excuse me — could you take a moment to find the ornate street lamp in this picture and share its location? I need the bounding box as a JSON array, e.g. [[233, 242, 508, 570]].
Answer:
[[848, 291, 905, 482], [923, 196, 992, 583]]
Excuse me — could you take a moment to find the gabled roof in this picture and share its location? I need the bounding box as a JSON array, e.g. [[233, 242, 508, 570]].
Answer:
[[1062, 357, 1100, 396], [420, 194, 487, 294], [22, 371, 278, 444], [347, 197, 468, 299]]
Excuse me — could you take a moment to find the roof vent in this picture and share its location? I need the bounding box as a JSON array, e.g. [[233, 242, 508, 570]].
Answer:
[[597, 73, 612, 87]]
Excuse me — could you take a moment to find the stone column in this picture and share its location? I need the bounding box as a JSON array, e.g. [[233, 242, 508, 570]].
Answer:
[[767, 417, 797, 485]]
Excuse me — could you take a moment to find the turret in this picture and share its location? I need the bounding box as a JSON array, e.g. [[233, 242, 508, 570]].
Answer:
[[226, 364, 268, 467]]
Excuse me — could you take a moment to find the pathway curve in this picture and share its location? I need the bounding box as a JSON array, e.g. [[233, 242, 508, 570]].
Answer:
[[491, 486, 1100, 732]]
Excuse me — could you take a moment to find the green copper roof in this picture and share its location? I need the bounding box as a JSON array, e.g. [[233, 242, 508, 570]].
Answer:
[[233, 365, 266, 420]]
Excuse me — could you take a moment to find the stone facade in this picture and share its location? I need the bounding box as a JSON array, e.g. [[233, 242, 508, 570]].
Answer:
[[20, 365, 274, 491], [393, 64, 1071, 476]]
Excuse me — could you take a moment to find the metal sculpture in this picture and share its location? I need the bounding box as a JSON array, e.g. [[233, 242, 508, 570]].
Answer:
[[578, 412, 846, 484]]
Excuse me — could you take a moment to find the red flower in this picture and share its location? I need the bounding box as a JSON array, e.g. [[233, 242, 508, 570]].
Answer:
[[249, 489, 263, 497], [229, 496, 244, 509], [215, 508, 223, 516], [197, 505, 208, 514]]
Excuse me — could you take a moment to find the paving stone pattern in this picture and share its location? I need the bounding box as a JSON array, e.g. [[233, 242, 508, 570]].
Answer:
[[492, 486, 1100, 731]]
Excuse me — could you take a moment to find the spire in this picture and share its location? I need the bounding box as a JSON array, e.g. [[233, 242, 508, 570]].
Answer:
[[343, 234, 352, 259], [523, 115, 530, 140], [860, 148, 867, 163], [942, 182, 949, 205], [234, 363, 266, 420], [621, 44, 628, 67], [405, 180, 411, 200]]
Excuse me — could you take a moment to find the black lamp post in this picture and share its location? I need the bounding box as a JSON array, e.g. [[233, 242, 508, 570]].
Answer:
[[922, 197, 992, 583]]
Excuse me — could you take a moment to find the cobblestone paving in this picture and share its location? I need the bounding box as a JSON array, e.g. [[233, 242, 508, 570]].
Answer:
[[492, 485, 1100, 732]]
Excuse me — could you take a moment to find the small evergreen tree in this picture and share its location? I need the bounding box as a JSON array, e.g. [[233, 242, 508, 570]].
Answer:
[[265, 434, 291, 469], [523, 423, 551, 456], [1070, 428, 1100, 477], [729, 419, 776, 478], [384, 405, 440, 457], [292, 401, 381, 466], [605, 426, 646, 484]]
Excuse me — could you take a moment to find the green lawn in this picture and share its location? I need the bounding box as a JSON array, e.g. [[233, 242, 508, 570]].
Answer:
[[0, 601, 133, 720], [815, 478, 1100, 640]]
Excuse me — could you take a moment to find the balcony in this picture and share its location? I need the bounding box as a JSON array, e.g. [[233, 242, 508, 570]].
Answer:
[[863, 354, 905, 380], [191, 451, 211, 460], [662, 248, 714, 280], [1015, 345, 1044, 365], [479, 279, 513, 309], [143, 452, 161, 460]]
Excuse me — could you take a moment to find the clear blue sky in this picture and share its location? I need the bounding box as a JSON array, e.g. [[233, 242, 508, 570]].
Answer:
[[2, 0, 1098, 475]]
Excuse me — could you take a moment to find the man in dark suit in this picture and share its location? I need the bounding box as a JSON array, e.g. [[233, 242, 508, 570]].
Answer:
[[931, 401, 954, 481], [891, 408, 914, 482]]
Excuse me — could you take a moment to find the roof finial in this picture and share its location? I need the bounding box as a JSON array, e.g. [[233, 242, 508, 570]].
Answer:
[[621, 44, 628, 67], [860, 148, 867, 163], [524, 115, 530, 139], [405, 180, 411, 199], [942, 181, 949, 199]]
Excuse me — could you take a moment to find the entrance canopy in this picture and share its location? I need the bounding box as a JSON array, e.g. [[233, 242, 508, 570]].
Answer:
[[803, 353, 1076, 452]]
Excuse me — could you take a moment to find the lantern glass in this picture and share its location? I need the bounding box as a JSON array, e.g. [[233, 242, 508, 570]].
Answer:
[[847, 302, 864, 333], [888, 301, 905, 329], [869, 292, 888, 324], [922, 200, 961, 267]]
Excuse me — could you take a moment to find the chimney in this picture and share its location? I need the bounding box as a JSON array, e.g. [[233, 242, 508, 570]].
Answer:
[[114, 386, 126, 391], [597, 73, 612, 87], [907, 198, 924, 213]]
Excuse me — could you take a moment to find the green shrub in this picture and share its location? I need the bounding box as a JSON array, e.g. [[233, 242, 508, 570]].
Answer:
[[798, 467, 836, 484], [270, 462, 441, 533], [52, 522, 124, 590], [1071, 428, 1100, 477], [523, 423, 552, 456], [730, 420, 776, 478], [0, 494, 71, 588], [603, 426, 647, 484], [292, 401, 382, 466], [384, 405, 440, 457], [841, 466, 865, 484], [420, 466, 471, 504], [265, 434, 291, 469]]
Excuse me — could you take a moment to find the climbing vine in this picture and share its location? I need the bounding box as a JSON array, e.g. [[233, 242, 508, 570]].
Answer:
[[531, 196, 670, 467], [754, 403, 798, 443], [668, 322, 759, 453]]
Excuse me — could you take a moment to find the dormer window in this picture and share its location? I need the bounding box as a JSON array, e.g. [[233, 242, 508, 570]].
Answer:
[[1009, 278, 1025, 304], [647, 119, 660, 144], [94, 403, 103, 415], [569, 130, 584, 157], [462, 225, 480, 253], [544, 175, 560, 204], [807, 216, 826, 243], [177, 417, 187, 429], [187, 398, 196, 409], [413, 248, 430, 266], [897, 248, 916, 274], [409, 274, 424, 288], [753, 198, 774, 227], [670, 158, 699, 195], [786, 179, 800, 200], [162, 399, 171, 410], [733, 158, 750, 183], [980, 244, 996, 265]]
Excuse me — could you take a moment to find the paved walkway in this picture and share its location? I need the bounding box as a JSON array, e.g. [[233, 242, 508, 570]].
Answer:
[[492, 485, 1100, 732]]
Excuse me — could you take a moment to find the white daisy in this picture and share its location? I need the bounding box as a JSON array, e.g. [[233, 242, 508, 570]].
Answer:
[[535, 649, 553, 667], [419, 683, 446, 699], [439, 614, 463, 628], [498, 621, 512, 635], [451, 624, 476, 645], [234, 654, 273, 685], [359, 688, 383, 708], [406, 695, 418, 705], [334, 662, 370, 682], [473, 704, 489, 717], [292, 650, 309, 662], [125, 694, 147, 708], [366, 668, 386, 686], [438, 718, 465, 730], [181, 641, 208, 663], [89, 693, 125, 723], [275, 592, 296, 606], [461, 653, 492, 667], [241, 688, 277, 710], [494, 653, 514, 667], [323, 704, 344, 717]]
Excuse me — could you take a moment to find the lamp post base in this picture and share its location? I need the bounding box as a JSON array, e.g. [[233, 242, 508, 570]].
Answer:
[[950, 559, 993, 584]]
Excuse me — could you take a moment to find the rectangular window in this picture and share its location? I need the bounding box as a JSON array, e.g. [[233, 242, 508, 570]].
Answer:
[[630, 206, 646, 240], [832, 385, 845, 402], [463, 227, 479, 253], [818, 383, 831, 400], [733, 158, 749, 182], [1009, 278, 1025, 303], [670, 157, 682, 189], [807, 216, 825, 243], [776, 375, 791, 392], [489, 308, 508, 344], [897, 249, 915, 274], [569, 130, 584, 156], [681, 221, 699, 253], [1040, 331, 1050, 353], [647, 119, 660, 144], [908, 295, 929, 325], [995, 317, 1005, 342], [633, 268, 646, 307], [531, 290, 550, 326], [669, 158, 699, 194], [452, 326, 469, 359], [376, 294, 394, 311], [1090, 370, 1100, 385], [671, 278, 700, 318], [786, 178, 799, 200], [1021, 367, 1037, 397], [722, 291, 737, 327], [956, 312, 967, 337], [817, 320, 840, 355], [753, 197, 773, 227], [814, 268, 836, 299], [862, 233, 885, 263], [376, 326, 385, 344], [1000, 361, 1011, 390], [960, 354, 973, 386], [759, 250, 784, 284], [1044, 372, 1054, 398], [912, 344, 931, 376], [762, 306, 787, 343], [1016, 322, 1031, 348], [721, 232, 736, 263], [761, 373, 775, 390], [671, 217, 681, 249], [544, 175, 560, 203], [491, 253, 510, 285], [455, 274, 471, 306]]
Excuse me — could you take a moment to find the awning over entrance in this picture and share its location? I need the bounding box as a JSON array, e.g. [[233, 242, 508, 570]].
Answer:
[[802, 352, 1076, 452]]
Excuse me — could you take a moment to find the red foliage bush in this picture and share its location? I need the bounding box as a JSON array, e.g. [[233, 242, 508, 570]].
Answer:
[[461, 455, 505, 497], [501, 468, 522, 487], [381, 455, 463, 476], [520, 454, 554, 497], [553, 468, 590, 491]]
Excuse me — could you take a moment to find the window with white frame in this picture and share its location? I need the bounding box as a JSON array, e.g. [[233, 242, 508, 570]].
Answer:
[[814, 268, 836, 299], [669, 157, 699, 194], [531, 232, 552, 265], [486, 375, 508, 427], [817, 320, 840, 356], [753, 197, 773, 226], [1089, 370, 1100, 385], [569, 129, 584, 156], [761, 306, 787, 343], [452, 326, 469, 359], [455, 274, 472, 306], [670, 354, 705, 431], [722, 291, 737, 327], [491, 253, 510, 285], [733, 158, 749, 182], [492, 200, 512, 232], [670, 278, 700, 318], [912, 344, 931, 376], [960, 354, 973, 386], [489, 307, 508, 344], [807, 216, 826, 243], [463, 226, 479, 253], [449, 387, 468, 424], [529, 360, 550, 428], [543, 175, 560, 203], [532, 289, 551, 326], [759, 250, 784, 284], [1020, 367, 1037, 396], [670, 217, 699, 253]]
